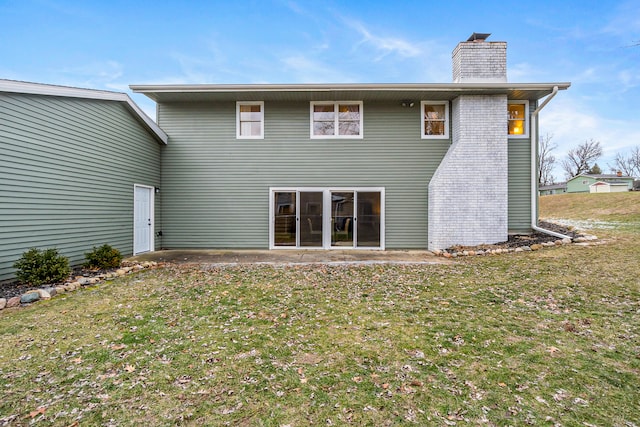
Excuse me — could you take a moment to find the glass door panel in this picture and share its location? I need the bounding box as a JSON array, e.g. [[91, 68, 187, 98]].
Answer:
[[356, 192, 381, 247], [274, 191, 296, 246], [331, 191, 354, 247], [300, 192, 323, 247]]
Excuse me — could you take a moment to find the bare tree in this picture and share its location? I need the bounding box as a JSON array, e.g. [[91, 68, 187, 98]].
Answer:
[[561, 139, 603, 179], [610, 146, 640, 178], [538, 133, 557, 185]]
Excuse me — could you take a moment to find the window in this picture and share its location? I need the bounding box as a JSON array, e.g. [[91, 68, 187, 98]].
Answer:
[[236, 101, 264, 139], [421, 101, 449, 139], [508, 100, 529, 138], [310, 102, 363, 138]]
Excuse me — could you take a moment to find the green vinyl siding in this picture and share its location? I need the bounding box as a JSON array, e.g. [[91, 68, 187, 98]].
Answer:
[[507, 99, 535, 234], [158, 100, 451, 249], [0, 93, 161, 282], [508, 138, 532, 233], [566, 176, 596, 193]]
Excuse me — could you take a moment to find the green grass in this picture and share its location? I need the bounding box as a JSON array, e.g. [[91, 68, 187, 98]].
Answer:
[[1, 193, 639, 426]]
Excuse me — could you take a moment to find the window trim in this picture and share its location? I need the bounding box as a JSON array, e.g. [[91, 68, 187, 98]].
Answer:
[[236, 101, 264, 139], [420, 101, 450, 139], [507, 100, 529, 139], [310, 101, 364, 139]]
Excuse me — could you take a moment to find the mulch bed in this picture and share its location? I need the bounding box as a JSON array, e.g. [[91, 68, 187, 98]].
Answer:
[[0, 267, 117, 301]]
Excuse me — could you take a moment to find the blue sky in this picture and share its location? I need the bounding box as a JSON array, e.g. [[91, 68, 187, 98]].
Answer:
[[1, 0, 639, 180]]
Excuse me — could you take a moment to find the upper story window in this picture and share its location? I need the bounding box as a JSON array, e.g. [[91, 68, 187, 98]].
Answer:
[[508, 100, 529, 138], [310, 102, 363, 138], [236, 101, 264, 139], [421, 101, 449, 139]]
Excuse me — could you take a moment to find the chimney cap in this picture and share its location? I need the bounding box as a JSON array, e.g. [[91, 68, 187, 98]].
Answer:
[[467, 32, 491, 42]]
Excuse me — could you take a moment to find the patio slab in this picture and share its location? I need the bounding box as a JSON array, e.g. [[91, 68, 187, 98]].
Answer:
[[127, 249, 451, 266]]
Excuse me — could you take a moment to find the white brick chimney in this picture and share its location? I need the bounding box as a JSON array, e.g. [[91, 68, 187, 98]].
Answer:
[[428, 34, 509, 250], [452, 33, 507, 83]]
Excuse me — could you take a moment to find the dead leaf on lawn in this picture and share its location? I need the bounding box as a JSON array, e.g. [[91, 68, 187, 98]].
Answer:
[[547, 346, 560, 355], [110, 344, 127, 351], [124, 364, 136, 373], [27, 406, 46, 418]]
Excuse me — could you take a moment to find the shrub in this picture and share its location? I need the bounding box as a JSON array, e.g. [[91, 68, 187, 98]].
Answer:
[[13, 248, 71, 286], [84, 244, 122, 270]]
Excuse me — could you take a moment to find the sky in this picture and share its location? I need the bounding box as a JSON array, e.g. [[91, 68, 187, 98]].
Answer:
[[1, 0, 639, 181]]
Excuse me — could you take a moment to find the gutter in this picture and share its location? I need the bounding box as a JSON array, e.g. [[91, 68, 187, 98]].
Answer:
[[530, 86, 572, 240]]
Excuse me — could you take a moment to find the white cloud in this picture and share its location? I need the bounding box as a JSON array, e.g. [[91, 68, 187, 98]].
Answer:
[[341, 18, 422, 61], [54, 60, 124, 89], [280, 55, 356, 83]]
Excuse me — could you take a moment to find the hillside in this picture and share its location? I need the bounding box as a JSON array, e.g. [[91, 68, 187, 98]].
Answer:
[[540, 192, 640, 223]]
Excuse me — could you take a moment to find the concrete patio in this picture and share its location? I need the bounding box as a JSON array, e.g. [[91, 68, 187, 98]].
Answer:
[[127, 249, 450, 266]]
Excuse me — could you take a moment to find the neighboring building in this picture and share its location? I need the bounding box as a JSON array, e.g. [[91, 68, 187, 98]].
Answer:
[[539, 182, 567, 196], [566, 173, 634, 193], [589, 181, 630, 193], [0, 80, 167, 282], [132, 33, 569, 252]]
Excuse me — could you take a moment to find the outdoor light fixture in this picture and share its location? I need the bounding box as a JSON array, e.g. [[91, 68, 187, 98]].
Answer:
[[155, 187, 160, 193], [401, 100, 414, 108]]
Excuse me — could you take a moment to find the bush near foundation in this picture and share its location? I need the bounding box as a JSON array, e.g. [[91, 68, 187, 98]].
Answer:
[[84, 244, 123, 270], [13, 248, 71, 286]]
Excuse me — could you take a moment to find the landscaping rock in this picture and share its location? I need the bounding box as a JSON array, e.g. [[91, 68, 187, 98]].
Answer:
[[0, 298, 6, 310], [522, 246, 532, 251], [116, 269, 126, 276], [32, 289, 51, 299], [44, 287, 57, 297], [530, 244, 542, 251], [55, 286, 66, 294], [77, 277, 91, 286], [21, 292, 40, 304], [562, 238, 572, 244], [6, 297, 21, 308]]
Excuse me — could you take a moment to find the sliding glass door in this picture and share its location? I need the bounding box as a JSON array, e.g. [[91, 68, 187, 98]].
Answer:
[[331, 191, 353, 247], [271, 188, 384, 249], [300, 192, 323, 247]]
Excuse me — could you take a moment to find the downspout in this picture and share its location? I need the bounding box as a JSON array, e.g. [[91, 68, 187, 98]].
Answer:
[[530, 86, 572, 240]]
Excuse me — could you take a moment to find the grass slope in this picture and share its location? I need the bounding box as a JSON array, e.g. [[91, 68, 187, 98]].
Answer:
[[1, 193, 639, 426]]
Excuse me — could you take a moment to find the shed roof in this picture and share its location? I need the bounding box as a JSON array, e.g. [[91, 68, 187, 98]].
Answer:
[[0, 79, 167, 144], [130, 82, 570, 103]]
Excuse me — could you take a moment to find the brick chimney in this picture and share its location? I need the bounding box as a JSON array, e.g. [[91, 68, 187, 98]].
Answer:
[[452, 33, 507, 83], [429, 34, 509, 250]]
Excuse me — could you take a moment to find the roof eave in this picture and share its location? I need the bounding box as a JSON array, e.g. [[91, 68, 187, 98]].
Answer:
[[129, 82, 570, 103]]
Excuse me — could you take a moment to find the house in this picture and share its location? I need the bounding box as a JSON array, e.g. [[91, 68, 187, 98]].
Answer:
[[131, 33, 569, 253], [0, 33, 570, 282], [589, 181, 631, 193], [566, 173, 634, 193], [0, 80, 167, 282], [539, 182, 567, 196]]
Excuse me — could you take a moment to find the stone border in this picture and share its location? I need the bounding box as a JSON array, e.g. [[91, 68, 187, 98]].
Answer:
[[431, 234, 599, 258], [0, 261, 158, 311]]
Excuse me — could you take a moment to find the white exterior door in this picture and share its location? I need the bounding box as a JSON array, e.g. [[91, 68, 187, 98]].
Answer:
[[134, 185, 154, 254]]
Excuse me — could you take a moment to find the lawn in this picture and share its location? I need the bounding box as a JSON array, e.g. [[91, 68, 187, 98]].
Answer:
[[1, 193, 639, 426]]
